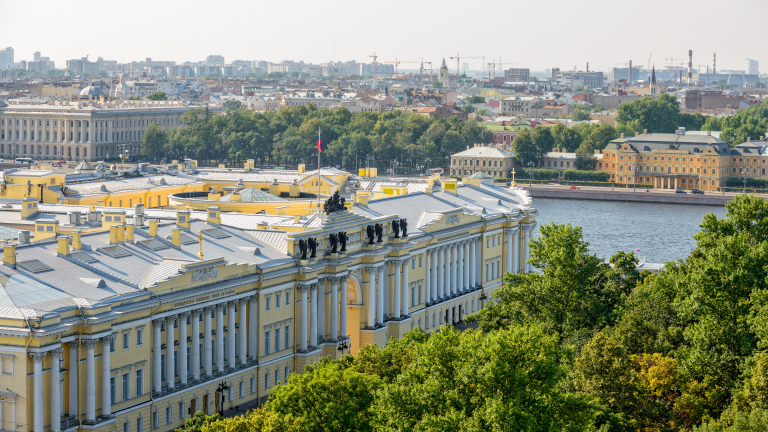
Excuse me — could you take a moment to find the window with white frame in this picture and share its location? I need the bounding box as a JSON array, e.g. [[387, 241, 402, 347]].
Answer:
[[265, 373, 270, 390], [137, 329, 143, 346], [110, 337, 116, 353], [284, 325, 290, 349], [285, 291, 291, 305], [239, 382, 244, 398], [178, 402, 183, 420], [136, 369, 144, 396], [0, 354, 13, 376], [284, 366, 289, 382], [275, 370, 279, 385], [419, 255, 423, 267], [486, 263, 489, 281], [265, 297, 271, 311], [275, 328, 281, 352], [276, 294, 281, 308], [153, 411, 158, 429], [123, 333, 130, 350], [110, 377, 117, 405], [122, 372, 130, 401], [486, 237, 490, 248], [250, 377, 255, 394], [264, 331, 271, 355], [165, 407, 171, 424]]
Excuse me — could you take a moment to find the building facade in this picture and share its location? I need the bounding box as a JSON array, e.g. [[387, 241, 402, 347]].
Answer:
[[0, 100, 204, 161], [503, 68, 530, 83], [0, 172, 537, 432]]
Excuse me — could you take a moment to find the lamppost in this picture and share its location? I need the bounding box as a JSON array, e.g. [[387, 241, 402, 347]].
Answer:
[[632, 165, 638, 192], [337, 341, 349, 356], [743, 168, 748, 193], [215, 381, 229, 416], [445, 155, 450, 177], [407, 158, 412, 176], [425, 158, 431, 176], [527, 161, 535, 187]]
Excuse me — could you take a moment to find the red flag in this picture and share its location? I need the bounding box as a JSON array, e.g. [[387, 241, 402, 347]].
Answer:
[[317, 129, 323, 153]]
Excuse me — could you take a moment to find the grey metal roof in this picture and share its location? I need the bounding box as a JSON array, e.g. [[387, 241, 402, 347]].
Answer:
[[607, 133, 730, 154], [352, 193, 458, 235], [451, 146, 515, 158]]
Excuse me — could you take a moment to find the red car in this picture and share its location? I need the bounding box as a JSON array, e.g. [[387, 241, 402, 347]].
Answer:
[[57, 160, 66, 164], [569, 186, 580, 189]]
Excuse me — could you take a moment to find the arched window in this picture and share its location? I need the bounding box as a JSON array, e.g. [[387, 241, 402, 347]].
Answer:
[[83, 148, 87, 157], [67, 147, 71, 157], [23, 145, 27, 154]]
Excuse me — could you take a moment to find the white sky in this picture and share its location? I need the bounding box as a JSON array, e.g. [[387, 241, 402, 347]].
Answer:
[[1, 0, 766, 73]]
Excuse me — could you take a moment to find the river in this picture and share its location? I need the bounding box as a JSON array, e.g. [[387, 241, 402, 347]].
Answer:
[[530, 198, 727, 264]]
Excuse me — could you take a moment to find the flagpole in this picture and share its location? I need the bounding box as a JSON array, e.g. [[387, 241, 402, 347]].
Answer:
[[318, 127, 321, 213]]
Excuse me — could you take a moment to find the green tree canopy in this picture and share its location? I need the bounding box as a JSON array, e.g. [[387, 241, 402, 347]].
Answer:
[[146, 91, 168, 101]]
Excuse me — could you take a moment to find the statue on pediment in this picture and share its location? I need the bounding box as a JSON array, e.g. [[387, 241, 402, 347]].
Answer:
[[339, 231, 347, 251], [400, 218, 408, 237], [374, 223, 383, 243], [366, 225, 375, 245], [298, 239, 308, 260], [392, 219, 400, 239], [308, 237, 318, 258], [329, 233, 338, 253]]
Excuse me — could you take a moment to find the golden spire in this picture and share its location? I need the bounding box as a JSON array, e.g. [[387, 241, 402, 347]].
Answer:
[[198, 232, 204, 260]]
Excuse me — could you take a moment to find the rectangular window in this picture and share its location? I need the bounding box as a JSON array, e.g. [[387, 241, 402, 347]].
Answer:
[[276, 294, 281, 308], [161, 354, 166, 380], [174, 350, 179, 376], [284, 325, 290, 348], [166, 407, 171, 425], [239, 382, 244, 398], [110, 376, 117, 405], [418, 285, 422, 304], [138, 418, 143, 432], [275, 370, 279, 385], [265, 331, 271, 355], [124, 422, 129, 432], [110, 337, 116, 353], [153, 412, 158, 429], [275, 328, 281, 352], [265, 373, 270, 389], [223, 336, 227, 361], [179, 402, 183, 420], [285, 291, 290, 305], [486, 238, 490, 248], [251, 377, 255, 394], [411, 287, 415, 307], [266, 297, 271, 311], [486, 264, 489, 281], [122, 372, 130, 401], [284, 366, 289, 382], [412, 259, 415, 270], [136, 369, 144, 396], [123, 333, 129, 350], [491, 262, 494, 280]]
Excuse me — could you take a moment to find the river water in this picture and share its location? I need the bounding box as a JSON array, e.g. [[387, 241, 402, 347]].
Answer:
[[530, 198, 727, 264]]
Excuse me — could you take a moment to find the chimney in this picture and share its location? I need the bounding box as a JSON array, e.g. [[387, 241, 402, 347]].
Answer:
[[177, 211, 191, 229], [687, 50, 693, 87], [57, 236, 71, 256], [149, 220, 158, 237], [207, 206, 221, 225], [126, 224, 135, 242], [171, 229, 182, 247], [134, 203, 145, 226], [3, 245, 16, 268], [679, 127, 686, 136], [643, 129, 647, 134], [18, 231, 30, 243], [707, 130, 712, 136], [72, 230, 82, 249], [21, 197, 39, 219], [620, 133, 624, 138], [629, 60, 632, 84]]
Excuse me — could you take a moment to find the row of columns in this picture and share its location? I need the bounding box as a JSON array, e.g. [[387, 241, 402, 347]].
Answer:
[[425, 238, 479, 304], [152, 296, 257, 395], [29, 334, 116, 432], [298, 276, 349, 352]]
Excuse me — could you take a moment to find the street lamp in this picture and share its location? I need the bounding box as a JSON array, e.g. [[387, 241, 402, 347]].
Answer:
[[425, 158, 431, 176], [215, 381, 229, 416], [527, 161, 535, 187], [445, 155, 450, 177], [743, 168, 748, 193], [632, 165, 638, 192], [337, 341, 349, 356]]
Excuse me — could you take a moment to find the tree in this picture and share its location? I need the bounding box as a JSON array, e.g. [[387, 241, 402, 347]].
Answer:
[[573, 107, 591, 121], [223, 100, 243, 111], [96, 70, 108, 78], [372, 326, 601, 432], [510, 128, 537, 166], [616, 94, 683, 133], [175, 411, 221, 432], [551, 123, 582, 152], [147, 91, 168, 101], [290, 71, 300, 78], [431, 81, 443, 89], [141, 123, 167, 161], [264, 358, 382, 432], [466, 95, 486, 104], [461, 104, 476, 113]]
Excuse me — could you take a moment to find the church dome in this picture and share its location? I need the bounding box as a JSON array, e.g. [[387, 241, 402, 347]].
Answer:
[[79, 85, 106, 99], [440, 59, 449, 71]]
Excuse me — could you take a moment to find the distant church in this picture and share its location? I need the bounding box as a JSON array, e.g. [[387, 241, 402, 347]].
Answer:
[[439, 59, 450, 88]]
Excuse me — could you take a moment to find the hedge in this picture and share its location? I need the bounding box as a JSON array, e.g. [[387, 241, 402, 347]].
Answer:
[[725, 177, 768, 189], [562, 169, 610, 182], [494, 178, 654, 189], [515, 168, 561, 180], [718, 187, 768, 193]]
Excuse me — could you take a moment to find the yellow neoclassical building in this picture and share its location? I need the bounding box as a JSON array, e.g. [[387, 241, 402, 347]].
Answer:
[[0, 169, 538, 432]]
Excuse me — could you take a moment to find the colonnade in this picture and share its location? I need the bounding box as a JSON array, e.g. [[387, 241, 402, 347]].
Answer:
[[152, 296, 258, 395], [298, 276, 349, 352]]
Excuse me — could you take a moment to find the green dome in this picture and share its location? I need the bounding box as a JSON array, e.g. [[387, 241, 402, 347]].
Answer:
[[440, 59, 449, 71]]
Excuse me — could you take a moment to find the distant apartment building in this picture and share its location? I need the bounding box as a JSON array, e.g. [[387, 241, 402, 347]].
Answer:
[[609, 66, 645, 84], [206, 55, 225, 65], [359, 63, 394, 76], [66, 56, 116, 75], [682, 91, 744, 110], [552, 69, 604, 89], [500, 96, 537, 115], [747, 59, 759, 75], [0, 47, 14, 69], [503, 68, 530, 83]]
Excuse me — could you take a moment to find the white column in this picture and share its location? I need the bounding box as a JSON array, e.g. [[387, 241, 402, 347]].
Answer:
[[339, 277, 348, 339], [513, 228, 520, 274], [527, 223, 537, 272], [101, 335, 113, 417], [30, 352, 46, 432], [215, 304, 225, 374], [248, 295, 258, 361], [203, 306, 213, 377], [374, 266, 386, 325], [330, 278, 339, 340], [506, 230, 513, 274], [179, 312, 189, 385], [238, 298, 248, 367], [191, 309, 201, 382], [378, 267, 385, 324], [84, 339, 97, 423], [470, 239, 477, 287], [523, 226, 531, 273], [392, 262, 401, 320], [425, 251, 431, 304], [457, 243, 464, 292], [310, 284, 318, 348], [464, 242, 470, 289], [366, 268, 376, 327], [152, 319, 163, 393], [317, 280, 326, 342], [401, 258, 410, 317], [227, 301, 236, 368], [432, 250, 439, 300], [447, 245, 454, 296], [67, 341, 78, 417], [437, 248, 445, 299], [50, 348, 62, 432], [299, 286, 308, 352], [165, 316, 176, 390]]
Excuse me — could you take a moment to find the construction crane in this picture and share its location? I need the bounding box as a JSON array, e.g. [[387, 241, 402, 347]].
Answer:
[[368, 52, 378, 83], [384, 59, 425, 84], [647, 53, 652, 79], [486, 59, 516, 79], [425, 61, 433, 84], [450, 54, 483, 78], [665, 57, 682, 68]]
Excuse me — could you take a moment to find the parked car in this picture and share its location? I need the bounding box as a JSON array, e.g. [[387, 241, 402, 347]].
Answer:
[[57, 160, 66, 164], [569, 185, 580, 189], [691, 189, 704, 194], [675, 189, 687, 194]]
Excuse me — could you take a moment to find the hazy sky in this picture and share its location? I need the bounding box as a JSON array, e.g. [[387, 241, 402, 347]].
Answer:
[[2, 0, 766, 73]]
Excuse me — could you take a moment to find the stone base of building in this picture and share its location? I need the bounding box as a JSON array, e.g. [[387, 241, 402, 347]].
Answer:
[[386, 316, 413, 341], [359, 326, 388, 350], [295, 347, 323, 373]]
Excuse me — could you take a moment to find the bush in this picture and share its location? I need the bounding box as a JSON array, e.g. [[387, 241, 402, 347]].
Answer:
[[517, 168, 561, 180], [563, 169, 611, 182], [725, 177, 768, 189]]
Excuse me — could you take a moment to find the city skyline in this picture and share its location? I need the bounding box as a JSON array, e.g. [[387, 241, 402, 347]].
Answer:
[[1, 0, 766, 73]]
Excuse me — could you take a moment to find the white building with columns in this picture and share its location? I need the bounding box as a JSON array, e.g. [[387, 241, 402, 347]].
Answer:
[[0, 173, 536, 432]]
